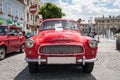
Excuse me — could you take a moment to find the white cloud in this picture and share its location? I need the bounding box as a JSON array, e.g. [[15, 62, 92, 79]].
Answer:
[[113, 0, 120, 7], [41, 0, 120, 21]]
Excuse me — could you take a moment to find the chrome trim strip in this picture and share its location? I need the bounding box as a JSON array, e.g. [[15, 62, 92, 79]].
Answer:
[[77, 56, 98, 65]]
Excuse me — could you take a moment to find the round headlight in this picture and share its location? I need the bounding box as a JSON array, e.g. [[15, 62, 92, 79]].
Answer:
[[25, 39, 34, 48], [89, 39, 98, 48]]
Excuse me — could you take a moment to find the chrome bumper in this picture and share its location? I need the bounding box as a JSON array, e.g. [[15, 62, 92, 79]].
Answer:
[[77, 56, 98, 65], [25, 56, 98, 65], [25, 56, 46, 65]]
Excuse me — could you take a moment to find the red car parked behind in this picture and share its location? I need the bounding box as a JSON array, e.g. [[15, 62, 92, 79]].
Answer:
[[0, 25, 25, 60]]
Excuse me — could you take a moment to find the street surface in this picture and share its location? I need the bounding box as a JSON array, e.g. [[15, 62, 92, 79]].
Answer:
[[0, 38, 120, 80]]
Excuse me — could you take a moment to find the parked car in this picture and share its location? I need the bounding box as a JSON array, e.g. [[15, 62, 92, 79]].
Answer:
[[116, 33, 120, 50], [0, 25, 25, 60], [24, 18, 98, 73]]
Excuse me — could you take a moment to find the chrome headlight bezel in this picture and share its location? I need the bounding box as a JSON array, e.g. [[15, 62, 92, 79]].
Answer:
[[89, 39, 98, 48], [25, 38, 34, 48]]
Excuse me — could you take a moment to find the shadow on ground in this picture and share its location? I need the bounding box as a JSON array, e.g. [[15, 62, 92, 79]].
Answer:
[[116, 49, 120, 52], [5, 52, 23, 59], [15, 65, 96, 80]]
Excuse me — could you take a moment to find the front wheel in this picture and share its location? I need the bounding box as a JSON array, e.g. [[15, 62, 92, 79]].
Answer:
[[82, 63, 94, 73], [0, 47, 6, 60], [28, 63, 39, 73]]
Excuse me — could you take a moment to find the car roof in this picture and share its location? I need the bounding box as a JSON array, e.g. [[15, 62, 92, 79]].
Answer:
[[0, 25, 20, 29]]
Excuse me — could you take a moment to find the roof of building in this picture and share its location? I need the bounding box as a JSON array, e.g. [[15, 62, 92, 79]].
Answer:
[[95, 16, 120, 21]]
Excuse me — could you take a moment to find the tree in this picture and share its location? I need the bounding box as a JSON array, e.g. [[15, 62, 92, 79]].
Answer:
[[38, 2, 65, 20]]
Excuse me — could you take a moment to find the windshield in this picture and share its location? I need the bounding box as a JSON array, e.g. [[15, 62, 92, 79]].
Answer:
[[41, 20, 79, 30], [0, 26, 8, 35]]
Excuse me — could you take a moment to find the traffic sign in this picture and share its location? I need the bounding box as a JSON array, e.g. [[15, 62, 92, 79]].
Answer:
[[29, 5, 37, 14]]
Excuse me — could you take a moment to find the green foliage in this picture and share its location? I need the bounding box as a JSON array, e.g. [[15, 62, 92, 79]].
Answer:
[[38, 2, 65, 19]]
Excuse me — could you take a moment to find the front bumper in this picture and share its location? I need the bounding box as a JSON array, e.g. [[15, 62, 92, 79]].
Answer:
[[25, 56, 98, 65]]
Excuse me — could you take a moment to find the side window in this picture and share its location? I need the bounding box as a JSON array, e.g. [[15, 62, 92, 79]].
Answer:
[[9, 28, 17, 36], [17, 29, 23, 36]]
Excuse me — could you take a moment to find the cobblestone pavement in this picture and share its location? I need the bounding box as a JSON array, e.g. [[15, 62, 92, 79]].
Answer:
[[0, 40, 120, 80]]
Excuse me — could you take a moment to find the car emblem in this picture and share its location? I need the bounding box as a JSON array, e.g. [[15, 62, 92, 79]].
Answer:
[[52, 37, 71, 41]]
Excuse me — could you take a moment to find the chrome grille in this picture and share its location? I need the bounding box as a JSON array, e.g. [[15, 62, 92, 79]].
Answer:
[[40, 45, 83, 54]]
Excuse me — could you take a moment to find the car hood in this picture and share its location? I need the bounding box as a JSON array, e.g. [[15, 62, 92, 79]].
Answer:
[[33, 30, 88, 43]]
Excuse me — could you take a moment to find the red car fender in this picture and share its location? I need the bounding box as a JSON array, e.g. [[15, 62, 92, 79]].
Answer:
[[0, 41, 8, 50]]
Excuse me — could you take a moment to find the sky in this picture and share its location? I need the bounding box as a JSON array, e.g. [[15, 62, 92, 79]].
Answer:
[[41, 0, 120, 21]]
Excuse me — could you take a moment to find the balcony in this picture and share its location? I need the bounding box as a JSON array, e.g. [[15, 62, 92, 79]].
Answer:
[[8, 14, 12, 17], [0, 11, 3, 14]]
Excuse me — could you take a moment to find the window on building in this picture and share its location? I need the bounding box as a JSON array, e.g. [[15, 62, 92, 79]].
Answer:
[[20, 12, 22, 19], [39, 5, 40, 8], [27, 13, 29, 21], [27, 0, 29, 6], [16, 10, 18, 17], [35, 16, 37, 21], [20, 12, 24, 20], [31, 2, 32, 5], [8, 5, 12, 15], [31, 15, 32, 21], [0, 3, 3, 12], [22, 12, 24, 19]]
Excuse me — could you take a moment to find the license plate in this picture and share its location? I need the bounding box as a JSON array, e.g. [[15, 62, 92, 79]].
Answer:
[[47, 57, 76, 64]]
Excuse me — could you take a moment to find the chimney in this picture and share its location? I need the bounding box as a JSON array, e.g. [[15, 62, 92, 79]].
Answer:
[[109, 15, 111, 18]]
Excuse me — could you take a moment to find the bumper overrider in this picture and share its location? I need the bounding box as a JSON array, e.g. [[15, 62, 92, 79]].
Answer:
[[25, 56, 98, 65]]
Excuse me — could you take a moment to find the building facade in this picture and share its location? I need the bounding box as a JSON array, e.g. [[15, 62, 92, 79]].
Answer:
[[95, 16, 120, 35], [80, 23, 96, 34], [0, 0, 25, 30], [78, 18, 96, 34], [24, 0, 42, 34]]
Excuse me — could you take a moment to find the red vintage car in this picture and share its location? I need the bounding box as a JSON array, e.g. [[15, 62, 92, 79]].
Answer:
[[25, 18, 98, 73], [0, 25, 25, 60]]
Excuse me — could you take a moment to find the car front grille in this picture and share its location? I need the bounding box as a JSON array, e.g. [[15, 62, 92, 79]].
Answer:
[[39, 45, 83, 54]]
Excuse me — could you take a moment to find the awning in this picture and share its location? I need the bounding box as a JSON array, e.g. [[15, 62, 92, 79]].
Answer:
[[17, 23, 20, 27], [0, 18, 4, 24], [7, 20, 13, 25]]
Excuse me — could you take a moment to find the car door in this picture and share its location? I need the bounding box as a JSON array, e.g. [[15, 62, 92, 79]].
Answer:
[[7, 27, 20, 52], [17, 28, 25, 49]]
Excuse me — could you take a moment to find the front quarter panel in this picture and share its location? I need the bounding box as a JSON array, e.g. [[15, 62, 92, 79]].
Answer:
[[82, 36, 98, 59], [0, 37, 9, 52], [25, 36, 41, 58]]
